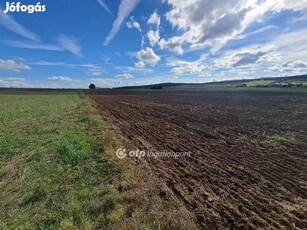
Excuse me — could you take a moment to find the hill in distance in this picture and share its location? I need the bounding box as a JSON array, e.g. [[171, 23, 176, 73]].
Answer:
[[116, 74, 307, 92]]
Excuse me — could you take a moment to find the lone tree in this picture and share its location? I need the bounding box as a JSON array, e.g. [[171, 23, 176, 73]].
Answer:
[[89, 83, 96, 89]]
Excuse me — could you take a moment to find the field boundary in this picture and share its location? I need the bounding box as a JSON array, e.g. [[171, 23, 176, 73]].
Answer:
[[82, 92, 199, 230]]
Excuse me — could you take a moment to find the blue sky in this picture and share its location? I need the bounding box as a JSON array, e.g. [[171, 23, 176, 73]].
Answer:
[[0, 0, 306, 88]]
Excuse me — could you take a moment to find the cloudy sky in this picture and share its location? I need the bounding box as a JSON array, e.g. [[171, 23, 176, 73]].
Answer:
[[0, 0, 307, 88]]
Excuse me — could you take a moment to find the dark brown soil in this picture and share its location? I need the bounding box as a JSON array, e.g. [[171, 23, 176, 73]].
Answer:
[[86, 90, 307, 230]]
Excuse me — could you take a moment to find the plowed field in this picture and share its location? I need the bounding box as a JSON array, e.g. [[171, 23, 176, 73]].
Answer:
[[86, 90, 307, 229]]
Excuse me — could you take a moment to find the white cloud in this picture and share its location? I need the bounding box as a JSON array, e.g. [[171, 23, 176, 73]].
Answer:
[[270, 29, 307, 60], [118, 65, 154, 74], [235, 25, 278, 40], [8, 40, 64, 52], [208, 28, 307, 77], [0, 78, 26, 87], [0, 10, 39, 41], [80, 64, 105, 77], [86, 69, 104, 76], [232, 51, 267, 67], [124, 51, 137, 57], [7, 34, 83, 56], [126, 17, 141, 32], [0, 10, 81, 56], [104, 0, 141, 45], [247, 29, 307, 73], [148, 10, 161, 27], [147, 30, 160, 46], [97, 0, 113, 15], [0, 77, 26, 82], [136, 47, 160, 67], [212, 46, 272, 69], [135, 61, 145, 68], [283, 61, 307, 68], [31, 61, 66, 66], [269, 60, 307, 72], [290, 7, 307, 23], [124, 65, 154, 75], [33, 61, 101, 69], [48, 76, 78, 82], [32, 61, 105, 77], [159, 36, 184, 55], [167, 55, 206, 74], [114, 73, 133, 79], [0, 59, 31, 72], [169, 60, 205, 74], [89, 78, 121, 87], [161, 0, 307, 54], [56, 35, 82, 56]]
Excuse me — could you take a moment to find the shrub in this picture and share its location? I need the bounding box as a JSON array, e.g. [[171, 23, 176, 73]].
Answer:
[[89, 84, 96, 89]]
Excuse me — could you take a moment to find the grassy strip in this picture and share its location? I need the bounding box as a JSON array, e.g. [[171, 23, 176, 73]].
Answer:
[[0, 93, 120, 229]]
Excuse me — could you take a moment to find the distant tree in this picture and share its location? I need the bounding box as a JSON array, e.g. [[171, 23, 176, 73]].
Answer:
[[89, 83, 96, 89], [150, 86, 162, 90]]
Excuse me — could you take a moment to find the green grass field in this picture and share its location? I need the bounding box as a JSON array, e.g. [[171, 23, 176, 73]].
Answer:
[[0, 92, 121, 229]]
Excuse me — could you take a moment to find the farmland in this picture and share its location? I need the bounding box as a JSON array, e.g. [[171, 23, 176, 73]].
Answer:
[[1, 0, 307, 228], [86, 90, 307, 229], [0, 90, 195, 230], [1, 88, 307, 230]]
